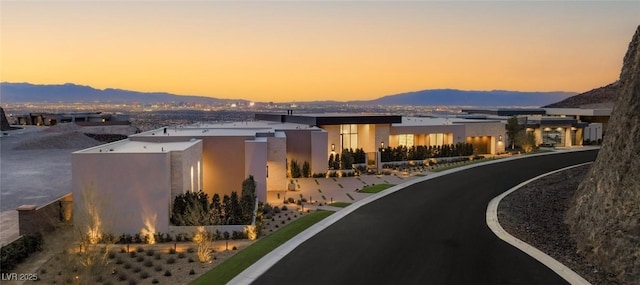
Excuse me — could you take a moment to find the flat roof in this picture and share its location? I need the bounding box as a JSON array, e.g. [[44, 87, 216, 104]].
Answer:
[[255, 113, 402, 126], [75, 139, 201, 154], [462, 108, 546, 116], [543, 108, 612, 117], [131, 121, 321, 138], [392, 116, 502, 127]]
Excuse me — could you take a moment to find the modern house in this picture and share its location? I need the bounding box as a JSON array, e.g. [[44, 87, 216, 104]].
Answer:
[[72, 112, 507, 234]]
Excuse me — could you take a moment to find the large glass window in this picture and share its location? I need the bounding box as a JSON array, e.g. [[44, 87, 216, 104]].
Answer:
[[340, 124, 358, 150], [398, 134, 414, 147]]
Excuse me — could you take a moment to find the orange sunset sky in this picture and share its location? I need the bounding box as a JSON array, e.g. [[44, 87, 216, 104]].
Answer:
[[1, 1, 639, 102]]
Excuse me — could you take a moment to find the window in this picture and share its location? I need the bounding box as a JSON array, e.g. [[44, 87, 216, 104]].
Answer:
[[340, 124, 358, 150], [398, 134, 414, 147]]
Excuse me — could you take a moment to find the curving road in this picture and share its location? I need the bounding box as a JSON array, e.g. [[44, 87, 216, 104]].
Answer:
[[253, 150, 598, 285]]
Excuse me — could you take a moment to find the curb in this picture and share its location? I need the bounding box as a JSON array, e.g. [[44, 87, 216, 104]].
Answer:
[[486, 162, 593, 285], [230, 148, 598, 284]]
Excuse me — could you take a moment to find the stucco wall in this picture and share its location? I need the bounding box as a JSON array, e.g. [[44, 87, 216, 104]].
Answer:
[[201, 136, 249, 199], [72, 152, 172, 235], [245, 139, 268, 202], [310, 130, 328, 174], [267, 134, 287, 193], [464, 122, 506, 154]]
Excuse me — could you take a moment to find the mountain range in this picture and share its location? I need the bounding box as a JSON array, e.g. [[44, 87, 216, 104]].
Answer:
[[0, 82, 576, 107]]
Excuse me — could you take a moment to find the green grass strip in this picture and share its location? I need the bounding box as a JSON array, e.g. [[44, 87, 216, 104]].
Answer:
[[329, 202, 351, 208], [191, 210, 334, 285], [358, 183, 394, 193], [346, 193, 354, 200]]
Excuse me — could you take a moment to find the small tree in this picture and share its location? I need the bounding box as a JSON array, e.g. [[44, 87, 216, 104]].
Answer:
[[290, 159, 302, 178], [240, 176, 256, 224], [516, 131, 536, 153], [302, 161, 311, 178], [193, 227, 215, 263], [506, 116, 521, 150], [328, 153, 334, 170]]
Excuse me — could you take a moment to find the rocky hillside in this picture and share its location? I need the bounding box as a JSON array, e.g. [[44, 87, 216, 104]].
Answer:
[[566, 25, 640, 285], [544, 82, 619, 108]]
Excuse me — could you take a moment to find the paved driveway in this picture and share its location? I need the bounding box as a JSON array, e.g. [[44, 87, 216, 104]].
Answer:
[[253, 150, 598, 285]]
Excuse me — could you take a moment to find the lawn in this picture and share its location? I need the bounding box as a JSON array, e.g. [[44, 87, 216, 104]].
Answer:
[[358, 183, 394, 193], [328, 202, 351, 208], [191, 210, 334, 285]]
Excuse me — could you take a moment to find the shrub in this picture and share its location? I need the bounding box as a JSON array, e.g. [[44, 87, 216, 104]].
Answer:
[[166, 257, 176, 264], [129, 252, 137, 258], [273, 206, 281, 214], [123, 263, 132, 269], [108, 252, 116, 259], [146, 249, 154, 256], [136, 247, 144, 253], [154, 265, 162, 272], [154, 253, 161, 260], [133, 266, 141, 273], [143, 260, 153, 267], [116, 257, 124, 264], [129, 279, 137, 285], [186, 247, 195, 253], [177, 252, 186, 259], [136, 256, 144, 262], [118, 273, 127, 281], [189, 269, 196, 275], [281, 205, 288, 211], [164, 270, 172, 277], [168, 248, 176, 254], [188, 257, 194, 263], [140, 271, 149, 279], [151, 279, 159, 284]]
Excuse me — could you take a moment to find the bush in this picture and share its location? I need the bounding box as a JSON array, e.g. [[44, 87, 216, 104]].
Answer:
[[146, 249, 155, 256], [143, 260, 153, 267], [168, 248, 176, 254], [136, 247, 144, 253], [189, 269, 196, 275], [129, 279, 137, 285], [0, 233, 43, 273], [177, 252, 186, 259], [136, 256, 144, 262], [133, 266, 141, 273], [140, 271, 149, 279], [282, 205, 288, 211], [154, 265, 162, 272], [164, 270, 172, 277], [154, 253, 162, 260], [118, 273, 127, 281], [151, 279, 159, 284], [166, 257, 176, 264]]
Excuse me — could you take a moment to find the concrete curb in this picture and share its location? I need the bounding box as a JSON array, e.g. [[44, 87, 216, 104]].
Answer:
[[230, 148, 598, 284], [486, 162, 593, 285]]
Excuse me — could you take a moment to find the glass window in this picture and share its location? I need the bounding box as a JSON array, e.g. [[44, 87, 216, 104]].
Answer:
[[398, 134, 414, 147], [340, 124, 358, 150]]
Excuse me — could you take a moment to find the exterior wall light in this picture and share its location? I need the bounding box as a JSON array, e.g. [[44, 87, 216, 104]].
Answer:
[[380, 141, 385, 149], [331, 143, 335, 152], [498, 135, 503, 142]]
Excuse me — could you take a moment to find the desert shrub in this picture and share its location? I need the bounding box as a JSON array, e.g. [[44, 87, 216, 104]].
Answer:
[[143, 260, 153, 267], [128, 278, 137, 285], [154, 265, 162, 272], [281, 205, 288, 211], [273, 206, 281, 214], [189, 269, 196, 275], [177, 252, 186, 259], [164, 270, 172, 277], [136, 247, 144, 253], [123, 263, 132, 269], [188, 257, 194, 263], [154, 253, 161, 260], [129, 252, 137, 258], [151, 279, 159, 284], [140, 271, 149, 279], [133, 266, 141, 273], [168, 248, 176, 254], [108, 252, 116, 259], [118, 273, 127, 281], [166, 257, 176, 264], [116, 257, 124, 264], [136, 256, 144, 262], [186, 247, 195, 253], [146, 249, 155, 256]]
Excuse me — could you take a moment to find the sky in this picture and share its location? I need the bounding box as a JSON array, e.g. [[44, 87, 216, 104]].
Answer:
[[1, 1, 639, 102]]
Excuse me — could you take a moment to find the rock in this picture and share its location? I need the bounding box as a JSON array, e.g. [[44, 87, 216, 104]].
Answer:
[[566, 25, 640, 285]]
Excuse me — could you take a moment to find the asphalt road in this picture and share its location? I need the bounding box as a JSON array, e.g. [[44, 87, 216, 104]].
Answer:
[[254, 150, 598, 285]]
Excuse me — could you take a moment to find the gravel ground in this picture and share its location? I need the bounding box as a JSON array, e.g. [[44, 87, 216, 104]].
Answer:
[[498, 165, 620, 285]]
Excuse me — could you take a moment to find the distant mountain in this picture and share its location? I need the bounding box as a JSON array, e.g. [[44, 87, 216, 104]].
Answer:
[[544, 82, 619, 108], [347, 89, 577, 107], [1, 82, 576, 107], [0, 82, 247, 105]]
